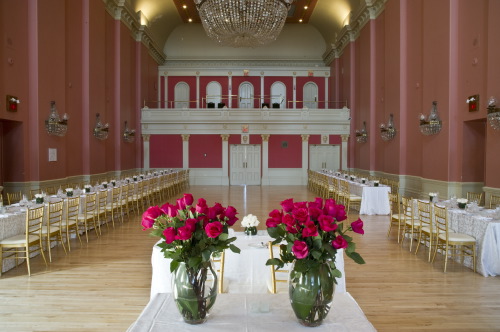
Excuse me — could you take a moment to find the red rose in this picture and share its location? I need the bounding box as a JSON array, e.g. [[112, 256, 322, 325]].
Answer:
[[205, 221, 223, 238], [332, 235, 348, 249], [185, 218, 198, 232], [292, 240, 309, 259], [176, 197, 187, 210], [266, 217, 281, 228], [175, 225, 193, 241], [292, 207, 309, 224], [351, 218, 364, 235], [318, 214, 338, 232], [302, 220, 319, 237], [280, 198, 294, 213], [269, 209, 282, 223], [141, 206, 164, 230], [196, 198, 208, 214], [160, 203, 178, 217], [308, 207, 323, 220], [163, 227, 176, 244], [182, 193, 194, 206]]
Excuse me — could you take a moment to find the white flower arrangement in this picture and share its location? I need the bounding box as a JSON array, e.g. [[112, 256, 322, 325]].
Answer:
[[361, 178, 367, 183], [241, 214, 260, 228], [102, 181, 108, 185], [429, 192, 438, 197], [457, 198, 468, 204], [65, 188, 73, 192], [84, 184, 92, 189], [466, 97, 476, 103], [373, 180, 380, 184]]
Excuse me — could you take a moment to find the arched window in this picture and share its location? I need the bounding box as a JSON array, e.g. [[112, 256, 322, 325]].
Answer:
[[174, 82, 189, 108], [271, 82, 286, 109], [303, 82, 318, 109], [238, 82, 254, 108], [206, 81, 222, 108]]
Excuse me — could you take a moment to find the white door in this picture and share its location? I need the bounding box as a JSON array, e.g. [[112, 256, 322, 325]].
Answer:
[[271, 82, 286, 108], [230, 145, 261, 185], [303, 82, 318, 109], [239, 82, 254, 108], [206, 81, 222, 107], [174, 82, 189, 108], [309, 145, 340, 171]]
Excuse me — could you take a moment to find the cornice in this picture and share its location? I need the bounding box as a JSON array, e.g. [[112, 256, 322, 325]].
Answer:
[[323, 0, 387, 66], [102, 0, 166, 65], [162, 59, 326, 69]]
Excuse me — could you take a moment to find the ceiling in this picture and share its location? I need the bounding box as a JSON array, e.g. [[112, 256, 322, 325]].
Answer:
[[130, 0, 364, 57]]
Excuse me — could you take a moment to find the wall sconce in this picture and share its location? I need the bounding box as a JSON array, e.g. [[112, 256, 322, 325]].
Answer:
[[380, 113, 397, 141], [487, 96, 500, 130], [419, 101, 442, 135], [123, 121, 136, 142], [45, 101, 69, 137], [93, 113, 109, 140], [355, 121, 368, 143], [6, 95, 20, 112]]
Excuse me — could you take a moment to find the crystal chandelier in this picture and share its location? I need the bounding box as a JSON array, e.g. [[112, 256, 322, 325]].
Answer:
[[93, 113, 109, 140], [380, 113, 397, 141], [419, 101, 442, 135], [355, 121, 368, 143], [123, 121, 136, 143], [45, 101, 68, 137], [487, 96, 500, 130], [194, 0, 294, 47]]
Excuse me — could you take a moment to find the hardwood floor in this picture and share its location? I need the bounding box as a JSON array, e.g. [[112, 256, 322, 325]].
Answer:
[[1, 185, 500, 331]]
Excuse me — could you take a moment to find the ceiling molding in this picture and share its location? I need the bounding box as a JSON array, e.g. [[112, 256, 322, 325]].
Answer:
[[323, 0, 387, 66]]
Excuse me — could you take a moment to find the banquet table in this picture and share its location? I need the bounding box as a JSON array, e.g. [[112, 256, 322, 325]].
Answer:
[[413, 199, 500, 276], [127, 292, 375, 332], [150, 232, 346, 298], [322, 172, 391, 215]]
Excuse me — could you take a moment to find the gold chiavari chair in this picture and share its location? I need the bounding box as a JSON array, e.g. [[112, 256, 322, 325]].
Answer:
[[130, 181, 143, 215], [387, 193, 405, 243], [96, 190, 109, 229], [120, 184, 131, 220], [106, 187, 123, 226], [7, 191, 23, 205], [490, 194, 500, 209], [77, 192, 100, 242], [29, 188, 41, 200], [432, 204, 476, 272], [44, 186, 57, 195], [268, 242, 289, 294], [467, 192, 483, 206], [400, 197, 421, 252], [414, 200, 437, 262], [338, 180, 361, 215], [141, 179, 152, 209], [61, 196, 82, 250], [211, 251, 225, 294], [0, 205, 47, 276], [41, 200, 67, 262]]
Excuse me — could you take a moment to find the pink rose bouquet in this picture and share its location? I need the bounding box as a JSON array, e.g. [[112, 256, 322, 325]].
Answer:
[[266, 197, 365, 275], [142, 193, 241, 272]]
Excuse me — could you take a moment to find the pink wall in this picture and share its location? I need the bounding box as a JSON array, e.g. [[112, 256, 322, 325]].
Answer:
[[268, 135, 302, 168], [150, 135, 183, 168], [462, 120, 486, 182], [189, 135, 222, 168]]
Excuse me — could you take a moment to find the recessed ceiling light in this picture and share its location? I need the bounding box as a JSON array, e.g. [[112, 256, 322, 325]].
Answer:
[[304, 5, 308, 9], [182, 4, 187, 9], [188, 18, 192, 22], [299, 18, 303, 23]]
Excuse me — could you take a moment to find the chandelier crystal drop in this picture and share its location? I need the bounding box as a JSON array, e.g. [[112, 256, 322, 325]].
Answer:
[[355, 121, 368, 143], [194, 0, 294, 48], [45, 101, 68, 137], [380, 113, 397, 141], [419, 101, 442, 136]]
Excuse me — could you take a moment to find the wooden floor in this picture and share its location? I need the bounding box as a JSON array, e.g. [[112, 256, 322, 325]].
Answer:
[[1, 185, 500, 331]]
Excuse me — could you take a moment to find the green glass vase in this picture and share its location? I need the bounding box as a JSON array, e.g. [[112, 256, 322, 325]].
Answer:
[[244, 226, 257, 236]]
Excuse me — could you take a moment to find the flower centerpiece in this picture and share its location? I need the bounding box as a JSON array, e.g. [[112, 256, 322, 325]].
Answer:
[[142, 193, 241, 324], [125, 177, 131, 183], [350, 175, 356, 181], [429, 192, 438, 202], [35, 193, 44, 204], [361, 177, 367, 184], [140, 173, 145, 180], [241, 214, 260, 236], [65, 188, 73, 197], [457, 198, 467, 209], [373, 180, 380, 187], [133, 175, 138, 182], [84, 184, 92, 193], [102, 181, 108, 189], [266, 197, 365, 327]]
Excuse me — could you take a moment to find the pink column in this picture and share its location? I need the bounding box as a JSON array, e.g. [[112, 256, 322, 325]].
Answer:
[[369, 19, 377, 171], [114, 19, 122, 171], [82, 0, 90, 175], [399, 0, 408, 175], [349, 40, 356, 169], [447, 0, 460, 181], [334, 57, 340, 105], [28, 0, 39, 181], [135, 39, 142, 168]]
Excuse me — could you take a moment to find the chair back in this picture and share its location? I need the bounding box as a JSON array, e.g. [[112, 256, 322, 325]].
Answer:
[[433, 204, 449, 240], [268, 242, 289, 294], [417, 200, 432, 231], [401, 196, 414, 220], [26, 205, 45, 237], [490, 194, 500, 209], [97, 190, 108, 213], [7, 191, 22, 205], [66, 196, 80, 221], [211, 251, 225, 293], [467, 192, 483, 205], [47, 200, 64, 231], [83, 192, 97, 217], [389, 192, 401, 219], [110, 187, 121, 206]]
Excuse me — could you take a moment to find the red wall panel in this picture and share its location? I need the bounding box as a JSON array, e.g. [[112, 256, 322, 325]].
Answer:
[[150, 135, 183, 168], [268, 135, 302, 168], [189, 135, 222, 168]]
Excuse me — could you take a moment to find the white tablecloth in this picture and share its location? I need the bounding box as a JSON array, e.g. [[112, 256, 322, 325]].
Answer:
[[128, 292, 376, 332], [150, 232, 346, 298]]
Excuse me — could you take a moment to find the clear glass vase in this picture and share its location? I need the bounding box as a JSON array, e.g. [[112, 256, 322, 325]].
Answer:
[[172, 262, 218, 324], [289, 262, 335, 327]]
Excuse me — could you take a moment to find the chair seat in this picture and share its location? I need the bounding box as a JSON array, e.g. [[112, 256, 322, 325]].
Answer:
[[349, 195, 362, 201], [392, 215, 410, 221], [0, 234, 39, 245], [439, 232, 476, 243], [61, 220, 78, 227], [405, 219, 421, 226], [77, 214, 94, 221], [41, 226, 61, 234], [421, 226, 449, 234]]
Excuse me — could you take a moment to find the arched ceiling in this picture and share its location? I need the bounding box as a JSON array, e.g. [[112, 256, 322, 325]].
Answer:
[[127, 0, 371, 63]]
